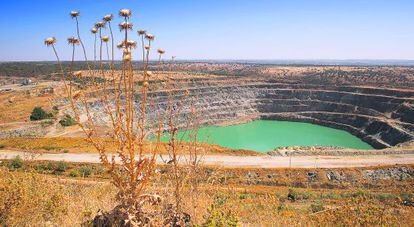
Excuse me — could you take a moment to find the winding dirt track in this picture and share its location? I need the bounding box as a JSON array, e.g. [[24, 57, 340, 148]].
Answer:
[[1, 150, 414, 168]]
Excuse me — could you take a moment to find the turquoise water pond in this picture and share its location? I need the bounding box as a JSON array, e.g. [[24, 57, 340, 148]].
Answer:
[[162, 120, 374, 152]]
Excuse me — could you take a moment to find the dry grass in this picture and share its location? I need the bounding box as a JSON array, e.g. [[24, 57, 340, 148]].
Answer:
[[0, 92, 53, 123], [0, 167, 116, 226], [0, 137, 260, 156], [1, 165, 412, 226]]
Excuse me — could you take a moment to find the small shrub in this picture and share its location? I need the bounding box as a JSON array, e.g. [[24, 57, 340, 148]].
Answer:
[[30, 107, 52, 121], [69, 171, 81, 177], [59, 114, 76, 127], [277, 202, 286, 212], [0, 144, 5, 149], [46, 162, 69, 175], [287, 188, 314, 202], [310, 202, 325, 213], [400, 192, 414, 207], [79, 166, 92, 177], [52, 106, 59, 115], [238, 193, 252, 200], [202, 204, 239, 227], [94, 165, 105, 175], [287, 188, 298, 202], [399, 192, 413, 201], [34, 163, 49, 173], [41, 146, 62, 151], [8, 156, 23, 169], [213, 193, 228, 206], [56, 162, 69, 172]]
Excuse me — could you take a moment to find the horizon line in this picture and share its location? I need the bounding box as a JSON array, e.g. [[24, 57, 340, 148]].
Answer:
[[2, 58, 414, 62], [2, 59, 414, 66]]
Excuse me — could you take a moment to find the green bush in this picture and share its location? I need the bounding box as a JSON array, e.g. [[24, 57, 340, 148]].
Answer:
[[30, 107, 52, 121], [287, 188, 314, 202], [59, 114, 76, 127], [56, 162, 69, 172], [202, 204, 239, 227], [8, 155, 23, 169], [69, 171, 81, 177], [46, 162, 69, 175], [79, 166, 92, 177], [287, 188, 298, 202], [0, 144, 5, 149]]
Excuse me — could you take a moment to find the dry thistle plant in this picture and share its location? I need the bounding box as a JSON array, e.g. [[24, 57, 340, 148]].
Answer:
[[44, 8, 202, 225], [155, 66, 205, 225]]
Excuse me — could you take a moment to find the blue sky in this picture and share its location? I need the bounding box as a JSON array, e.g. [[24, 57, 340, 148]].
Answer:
[[1, 0, 414, 61]]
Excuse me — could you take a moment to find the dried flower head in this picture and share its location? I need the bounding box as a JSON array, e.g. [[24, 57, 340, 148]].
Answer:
[[95, 22, 106, 29], [44, 37, 57, 46], [157, 49, 165, 55], [119, 9, 132, 17], [91, 27, 98, 34], [70, 11, 80, 18], [67, 37, 80, 45], [101, 35, 110, 42], [119, 22, 133, 31], [137, 30, 146, 35], [144, 45, 150, 50], [117, 41, 124, 49], [145, 33, 155, 41], [126, 40, 137, 48], [103, 14, 113, 22], [143, 81, 149, 87]]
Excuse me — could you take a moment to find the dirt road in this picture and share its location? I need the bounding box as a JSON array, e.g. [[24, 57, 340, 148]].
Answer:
[[1, 150, 414, 168]]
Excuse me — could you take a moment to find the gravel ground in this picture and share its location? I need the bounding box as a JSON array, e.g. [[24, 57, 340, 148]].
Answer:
[[1, 150, 414, 168]]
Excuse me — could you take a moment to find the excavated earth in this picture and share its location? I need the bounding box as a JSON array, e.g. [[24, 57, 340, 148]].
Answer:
[[135, 70, 414, 152], [70, 66, 414, 155], [2, 65, 414, 156]]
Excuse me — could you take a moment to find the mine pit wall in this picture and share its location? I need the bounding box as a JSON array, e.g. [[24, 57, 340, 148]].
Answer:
[[182, 81, 414, 149], [253, 83, 414, 149], [85, 80, 414, 150]]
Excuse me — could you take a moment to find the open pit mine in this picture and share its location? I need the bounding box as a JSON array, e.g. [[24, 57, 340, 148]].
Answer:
[[1, 63, 413, 156]]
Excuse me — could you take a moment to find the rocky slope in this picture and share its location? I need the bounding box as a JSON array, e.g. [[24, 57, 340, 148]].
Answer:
[[137, 67, 414, 150], [3, 65, 414, 152]]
